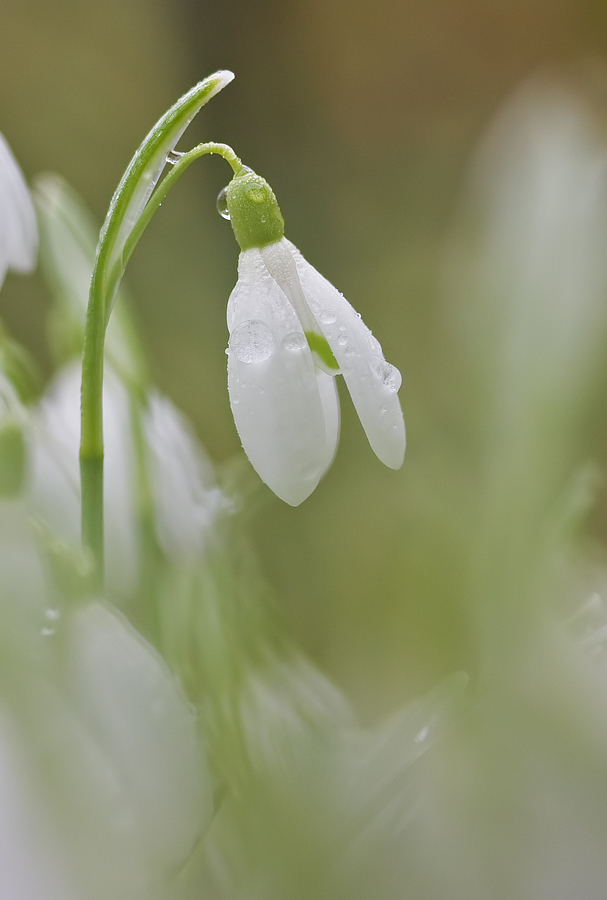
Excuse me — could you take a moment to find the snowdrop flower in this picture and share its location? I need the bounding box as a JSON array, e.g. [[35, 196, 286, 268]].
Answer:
[[222, 170, 405, 505], [0, 132, 37, 289]]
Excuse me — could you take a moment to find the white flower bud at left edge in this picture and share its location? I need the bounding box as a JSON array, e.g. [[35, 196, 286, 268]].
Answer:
[[0, 133, 37, 289]]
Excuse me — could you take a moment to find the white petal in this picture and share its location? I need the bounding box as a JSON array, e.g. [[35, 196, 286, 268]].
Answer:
[[287, 240, 406, 469], [0, 133, 37, 286], [316, 369, 340, 472], [227, 250, 338, 505], [143, 392, 227, 563], [64, 601, 212, 865], [0, 711, 80, 900]]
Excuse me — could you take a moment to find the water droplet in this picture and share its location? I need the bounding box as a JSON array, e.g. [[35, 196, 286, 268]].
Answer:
[[369, 357, 402, 393], [319, 311, 337, 325], [167, 149, 185, 166], [337, 334, 348, 347], [338, 324, 347, 332], [41, 626, 55, 637], [282, 332, 307, 352], [344, 346, 355, 357], [216, 186, 230, 220], [415, 726, 429, 743], [229, 320, 275, 364]]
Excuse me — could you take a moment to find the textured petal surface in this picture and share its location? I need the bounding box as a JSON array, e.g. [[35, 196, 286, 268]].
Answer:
[[227, 250, 339, 505], [287, 240, 406, 469], [0, 133, 37, 287]]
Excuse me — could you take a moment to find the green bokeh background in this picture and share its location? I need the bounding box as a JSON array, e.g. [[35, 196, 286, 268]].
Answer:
[[2, 0, 607, 719]]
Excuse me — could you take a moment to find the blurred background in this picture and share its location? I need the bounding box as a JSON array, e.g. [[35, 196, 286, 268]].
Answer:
[[2, 0, 607, 721]]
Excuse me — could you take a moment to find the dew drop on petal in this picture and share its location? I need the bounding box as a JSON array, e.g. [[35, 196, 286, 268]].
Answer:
[[229, 320, 275, 363], [337, 334, 348, 347], [319, 310, 337, 325], [282, 332, 307, 352], [216, 186, 230, 220], [369, 357, 402, 393]]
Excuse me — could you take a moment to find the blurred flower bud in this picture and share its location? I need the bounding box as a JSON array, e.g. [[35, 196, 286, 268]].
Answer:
[[143, 392, 227, 565], [0, 132, 37, 289], [29, 362, 227, 600], [29, 363, 139, 600]]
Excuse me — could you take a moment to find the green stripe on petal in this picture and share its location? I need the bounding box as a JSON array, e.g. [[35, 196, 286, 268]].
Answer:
[[305, 331, 340, 372]]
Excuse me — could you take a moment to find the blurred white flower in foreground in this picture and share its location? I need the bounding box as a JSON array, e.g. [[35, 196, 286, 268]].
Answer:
[[0, 132, 37, 288], [225, 173, 405, 506], [418, 72, 607, 900], [0, 599, 211, 900]]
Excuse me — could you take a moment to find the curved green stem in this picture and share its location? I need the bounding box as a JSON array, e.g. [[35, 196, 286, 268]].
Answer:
[[80, 133, 242, 589], [105, 142, 244, 315]]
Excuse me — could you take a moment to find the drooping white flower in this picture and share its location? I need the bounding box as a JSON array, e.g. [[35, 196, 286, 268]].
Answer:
[[224, 171, 405, 506], [0, 132, 37, 289]]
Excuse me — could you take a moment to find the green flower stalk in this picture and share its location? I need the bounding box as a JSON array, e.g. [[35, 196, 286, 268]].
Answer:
[[80, 71, 236, 586]]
